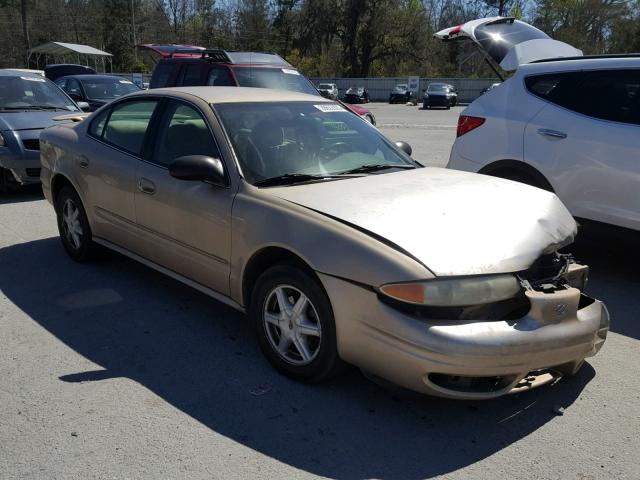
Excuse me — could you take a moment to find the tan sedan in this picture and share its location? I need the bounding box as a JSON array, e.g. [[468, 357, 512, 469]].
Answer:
[[40, 87, 609, 399]]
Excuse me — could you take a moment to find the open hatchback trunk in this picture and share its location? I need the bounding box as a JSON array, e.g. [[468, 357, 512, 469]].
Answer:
[[435, 17, 583, 72]]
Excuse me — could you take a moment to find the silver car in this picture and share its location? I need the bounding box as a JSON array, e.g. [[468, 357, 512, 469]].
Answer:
[[0, 69, 83, 191], [40, 87, 609, 399]]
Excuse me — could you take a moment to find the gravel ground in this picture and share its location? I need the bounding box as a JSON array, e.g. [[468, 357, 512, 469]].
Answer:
[[0, 104, 638, 480]]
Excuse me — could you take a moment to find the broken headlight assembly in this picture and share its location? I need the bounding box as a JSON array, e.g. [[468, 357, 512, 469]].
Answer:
[[379, 274, 521, 307]]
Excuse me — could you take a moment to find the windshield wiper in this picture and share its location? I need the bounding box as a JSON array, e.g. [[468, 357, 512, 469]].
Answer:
[[254, 173, 343, 187], [339, 163, 416, 175]]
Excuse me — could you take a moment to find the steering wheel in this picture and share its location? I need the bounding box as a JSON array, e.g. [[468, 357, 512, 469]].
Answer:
[[233, 130, 267, 179]]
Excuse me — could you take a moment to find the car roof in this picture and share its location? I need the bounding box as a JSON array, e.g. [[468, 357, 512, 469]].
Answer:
[[0, 69, 46, 79], [518, 55, 640, 74], [58, 75, 131, 81], [139, 86, 326, 104]]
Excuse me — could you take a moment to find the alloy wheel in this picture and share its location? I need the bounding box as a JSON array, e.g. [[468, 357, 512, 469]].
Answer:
[[263, 284, 322, 365], [61, 198, 83, 250]]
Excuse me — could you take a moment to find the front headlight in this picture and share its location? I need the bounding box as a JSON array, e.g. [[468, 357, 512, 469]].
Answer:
[[379, 275, 521, 307]]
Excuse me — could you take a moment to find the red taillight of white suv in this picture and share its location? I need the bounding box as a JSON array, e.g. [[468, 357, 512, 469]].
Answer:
[[457, 115, 485, 137]]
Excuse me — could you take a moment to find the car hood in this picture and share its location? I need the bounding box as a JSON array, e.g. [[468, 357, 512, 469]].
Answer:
[[434, 17, 582, 71], [266, 168, 577, 276], [0, 110, 74, 131]]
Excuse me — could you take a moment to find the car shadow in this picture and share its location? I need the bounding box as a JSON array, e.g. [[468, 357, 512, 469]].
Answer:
[[569, 222, 640, 341], [0, 237, 596, 479], [0, 184, 44, 205]]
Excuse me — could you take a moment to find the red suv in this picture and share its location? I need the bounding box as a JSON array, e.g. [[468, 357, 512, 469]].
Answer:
[[140, 45, 376, 125]]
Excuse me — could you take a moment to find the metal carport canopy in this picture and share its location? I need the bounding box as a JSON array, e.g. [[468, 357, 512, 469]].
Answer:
[[28, 42, 113, 72]]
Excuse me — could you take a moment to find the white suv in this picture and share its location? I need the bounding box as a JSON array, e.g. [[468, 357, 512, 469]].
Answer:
[[438, 17, 640, 231]]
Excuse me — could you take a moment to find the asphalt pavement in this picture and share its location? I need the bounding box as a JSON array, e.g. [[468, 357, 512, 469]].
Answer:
[[0, 104, 638, 480]]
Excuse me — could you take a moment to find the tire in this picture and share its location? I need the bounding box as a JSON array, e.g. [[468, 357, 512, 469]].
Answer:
[[55, 185, 97, 262], [0, 167, 19, 194], [250, 264, 343, 383], [364, 114, 375, 124]]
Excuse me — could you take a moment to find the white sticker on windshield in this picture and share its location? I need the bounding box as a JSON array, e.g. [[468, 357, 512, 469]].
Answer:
[[314, 104, 345, 113], [21, 76, 45, 82], [281, 68, 300, 75], [119, 80, 133, 84]]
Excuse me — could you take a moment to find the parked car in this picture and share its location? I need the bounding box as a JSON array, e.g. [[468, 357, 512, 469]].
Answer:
[[480, 82, 502, 95], [318, 83, 338, 100], [44, 64, 96, 81], [344, 87, 369, 104], [3, 68, 45, 76], [422, 83, 457, 109], [54, 74, 142, 111], [438, 16, 640, 231], [389, 84, 413, 103], [143, 46, 376, 124], [0, 70, 83, 192], [40, 86, 608, 399]]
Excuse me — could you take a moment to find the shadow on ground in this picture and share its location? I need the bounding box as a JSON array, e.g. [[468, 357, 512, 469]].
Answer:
[[0, 185, 44, 205], [0, 236, 606, 479], [569, 222, 640, 340]]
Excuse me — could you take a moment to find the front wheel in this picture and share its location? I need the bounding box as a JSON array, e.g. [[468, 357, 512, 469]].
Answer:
[[55, 185, 97, 262], [250, 265, 343, 383]]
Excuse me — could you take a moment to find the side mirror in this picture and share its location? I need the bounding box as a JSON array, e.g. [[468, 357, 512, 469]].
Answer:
[[395, 141, 412, 156], [169, 155, 227, 187], [77, 101, 90, 111]]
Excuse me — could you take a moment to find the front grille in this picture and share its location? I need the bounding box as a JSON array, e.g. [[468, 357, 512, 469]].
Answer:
[[22, 139, 40, 151], [26, 168, 41, 177]]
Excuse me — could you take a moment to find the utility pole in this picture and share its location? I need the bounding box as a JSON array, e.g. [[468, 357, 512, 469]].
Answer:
[[131, 0, 138, 62]]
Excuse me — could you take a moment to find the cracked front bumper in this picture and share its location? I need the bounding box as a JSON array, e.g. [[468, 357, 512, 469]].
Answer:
[[320, 273, 609, 400]]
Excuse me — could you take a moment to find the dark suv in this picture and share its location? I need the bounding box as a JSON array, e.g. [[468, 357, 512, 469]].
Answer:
[[144, 47, 376, 124]]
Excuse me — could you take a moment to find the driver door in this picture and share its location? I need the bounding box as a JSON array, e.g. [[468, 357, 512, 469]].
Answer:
[[133, 99, 235, 295]]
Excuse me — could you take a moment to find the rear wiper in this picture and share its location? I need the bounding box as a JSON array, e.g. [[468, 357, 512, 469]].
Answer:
[[339, 163, 416, 175], [253, 173, 343, 187]]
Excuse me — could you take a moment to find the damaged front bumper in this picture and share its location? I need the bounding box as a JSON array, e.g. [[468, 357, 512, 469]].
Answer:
[[320, 268, 609, 400]]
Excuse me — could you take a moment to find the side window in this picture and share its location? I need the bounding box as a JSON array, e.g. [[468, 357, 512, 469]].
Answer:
[[88, 108, 110, 139], [103, 100, 158, 155], [179, 64, 203, 86], [571, 70, 640, 125], [206, 67, 234, 86], [149, 62, 175, 88], [526, 70, 640, 125], [66, 79, 82, 97], [153, 101, 220, 167], [54, 79, 67, 90]]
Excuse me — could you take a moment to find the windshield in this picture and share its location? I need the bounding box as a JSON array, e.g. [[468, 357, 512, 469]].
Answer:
[[318, 84, 333, 89], [475, 20, 548, 64], [214, 102, 415, 185], [232, 67, 319, 96], [81, 78, 140, 100], [394, 85, 408, 92], [0, 76, 79, 111], [427, 84, 447, 93]]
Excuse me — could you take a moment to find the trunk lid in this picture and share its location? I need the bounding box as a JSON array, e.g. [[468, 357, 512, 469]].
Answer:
[[434, 17, 583, 71]]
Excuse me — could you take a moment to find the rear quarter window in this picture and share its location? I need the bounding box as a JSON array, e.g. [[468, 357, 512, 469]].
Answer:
[[88, 108, 110, 139], [526, 70, 640, 125], [150, 62, 176, 88]]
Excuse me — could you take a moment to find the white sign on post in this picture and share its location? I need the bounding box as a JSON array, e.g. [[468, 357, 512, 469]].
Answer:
[[132, 72, 144, 89], [408, 76, 420, 94]]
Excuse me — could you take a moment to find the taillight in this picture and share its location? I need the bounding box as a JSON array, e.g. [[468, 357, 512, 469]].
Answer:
[[456, 115, 485, 137]]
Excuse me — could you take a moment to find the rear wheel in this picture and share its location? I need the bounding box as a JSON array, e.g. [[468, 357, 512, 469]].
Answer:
[[490, 169, 551, 191], [0, 167, 19, 194], [55, 185, 97, 262], [250, 265, 343, 383]]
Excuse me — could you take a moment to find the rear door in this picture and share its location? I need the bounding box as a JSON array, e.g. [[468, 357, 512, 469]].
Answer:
[[524, 69, 640, 230], [434, 17, 582, 71], [133, 98, 235, 294], [84, 98, 161, 248]]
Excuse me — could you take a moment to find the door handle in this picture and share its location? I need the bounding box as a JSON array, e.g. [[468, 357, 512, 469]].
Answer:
[[537, 128, 567, 139], [77, 155, 89, 168], [137, 178, 156, 195]]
